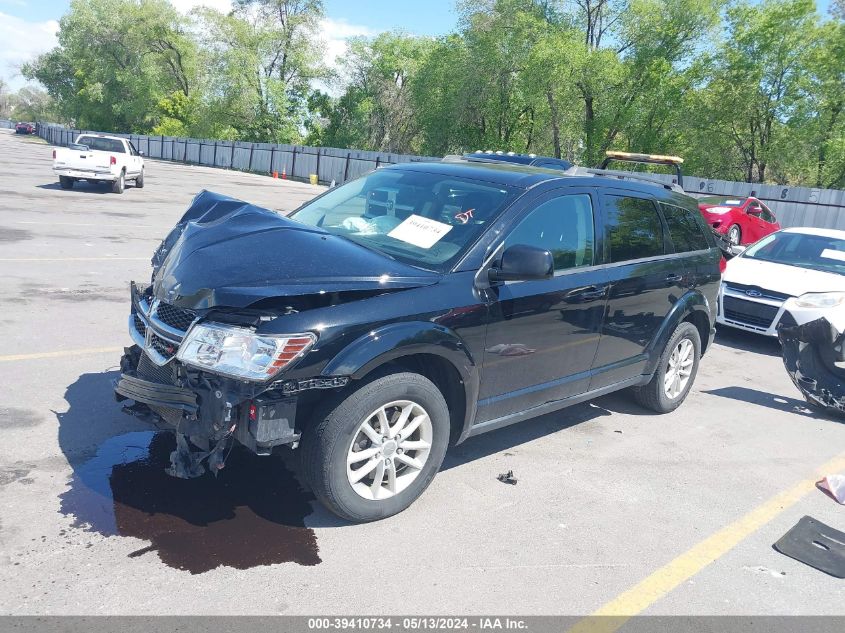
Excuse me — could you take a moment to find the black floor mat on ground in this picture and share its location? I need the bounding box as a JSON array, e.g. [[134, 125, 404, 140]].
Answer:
[[773, 515, 845, 578]]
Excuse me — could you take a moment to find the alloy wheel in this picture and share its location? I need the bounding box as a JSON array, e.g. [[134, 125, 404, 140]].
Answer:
[[664, 338, 694, 400], [346, 400, 433, 500]]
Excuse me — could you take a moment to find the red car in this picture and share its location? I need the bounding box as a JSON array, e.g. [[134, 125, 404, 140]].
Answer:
[[697, 195, 780, 246], [15, 122, 34, 135]]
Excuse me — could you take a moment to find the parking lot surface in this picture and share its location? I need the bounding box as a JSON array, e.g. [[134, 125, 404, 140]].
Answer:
[[1, 129, 844, 616]]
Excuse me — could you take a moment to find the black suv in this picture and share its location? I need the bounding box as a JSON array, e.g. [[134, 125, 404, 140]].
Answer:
[[116, 159, 720, 522]]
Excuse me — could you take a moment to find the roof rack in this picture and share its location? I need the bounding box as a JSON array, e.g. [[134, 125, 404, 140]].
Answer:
[[565, 166, 685, 193]]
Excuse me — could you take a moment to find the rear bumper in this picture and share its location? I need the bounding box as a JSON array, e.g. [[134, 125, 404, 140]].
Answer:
[[54, 167, 117, 181]]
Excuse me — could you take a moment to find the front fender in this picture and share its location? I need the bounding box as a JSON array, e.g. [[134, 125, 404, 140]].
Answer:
[[321, 321, 480, 441], [643, 290, 714, 376]]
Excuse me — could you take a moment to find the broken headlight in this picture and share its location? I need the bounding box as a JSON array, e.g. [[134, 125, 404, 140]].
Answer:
[[176, 323, 316, 381], [795, 292, 845, 309]]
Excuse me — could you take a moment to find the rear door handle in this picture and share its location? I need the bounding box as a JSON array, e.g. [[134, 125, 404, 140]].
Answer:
[[665, 274, 683, 284]]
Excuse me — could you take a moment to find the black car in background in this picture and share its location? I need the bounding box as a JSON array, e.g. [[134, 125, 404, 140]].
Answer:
[[116, 159, 721, 522]]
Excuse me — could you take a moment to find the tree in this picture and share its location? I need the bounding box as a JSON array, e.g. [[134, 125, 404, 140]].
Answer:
[[701, 0, 817, 183], [23, 0, 202, 133], [312, 32, 435, 152]]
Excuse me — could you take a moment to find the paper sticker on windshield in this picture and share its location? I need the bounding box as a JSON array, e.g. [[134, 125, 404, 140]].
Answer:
[[821, 248, 845, 262], [388, 214, 453, 249]]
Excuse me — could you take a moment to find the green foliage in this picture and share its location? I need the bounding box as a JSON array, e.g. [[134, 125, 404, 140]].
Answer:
[[17, 0, 845, 186]]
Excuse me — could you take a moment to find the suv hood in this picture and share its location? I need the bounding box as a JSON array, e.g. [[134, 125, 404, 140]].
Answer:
[[152, 191, 440, 309]]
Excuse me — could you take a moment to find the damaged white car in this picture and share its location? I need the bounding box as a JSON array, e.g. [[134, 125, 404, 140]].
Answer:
[[718, 228, 845, 336]]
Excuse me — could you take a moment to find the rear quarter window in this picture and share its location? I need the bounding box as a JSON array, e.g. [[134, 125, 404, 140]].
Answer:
[[604, 195, 665, 262], [659, 202, 710, 253]]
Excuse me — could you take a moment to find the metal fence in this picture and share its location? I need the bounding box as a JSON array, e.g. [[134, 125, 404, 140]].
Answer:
[[0, 119, 13, 129], [33, 121, 845, 231], [35, 122, 440, 188]]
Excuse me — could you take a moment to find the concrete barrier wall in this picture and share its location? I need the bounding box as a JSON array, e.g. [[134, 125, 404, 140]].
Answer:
[[35, 122, 844, 231]]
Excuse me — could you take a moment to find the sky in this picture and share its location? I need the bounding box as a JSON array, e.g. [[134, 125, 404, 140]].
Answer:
[[0, 0, 459, 90]]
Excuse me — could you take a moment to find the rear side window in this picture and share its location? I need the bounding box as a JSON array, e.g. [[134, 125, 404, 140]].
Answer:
[[660, 203, 709, 253], [604, 196, 664, 262], [506, 194, 595, 272], [77, 136, 126, 153]]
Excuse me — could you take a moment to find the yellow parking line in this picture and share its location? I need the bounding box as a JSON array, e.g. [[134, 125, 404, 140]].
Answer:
[[568, 450, 845, 633], [0, 347, 123, 362], [0, 257, 148, 262]]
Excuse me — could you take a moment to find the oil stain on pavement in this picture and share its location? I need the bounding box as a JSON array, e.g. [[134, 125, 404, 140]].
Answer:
[[60, 431, 320, 573]]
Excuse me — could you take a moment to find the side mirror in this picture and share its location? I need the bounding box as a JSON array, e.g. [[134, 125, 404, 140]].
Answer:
[[138, 150, 145, 157], [747, 207, 762, 215], [489, 244, 554, 283]]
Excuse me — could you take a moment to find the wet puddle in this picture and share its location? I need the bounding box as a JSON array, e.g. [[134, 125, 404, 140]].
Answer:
[[60, 431, 320, 573]]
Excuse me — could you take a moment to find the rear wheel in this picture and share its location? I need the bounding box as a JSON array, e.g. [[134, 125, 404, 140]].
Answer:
[[112, 170, 125, 194], [135, 168, 145, 188], [301, 372, 450, 522], [727, 224, 742, 245], [632, 322, 701, 413], [59, 176, 74, 190]]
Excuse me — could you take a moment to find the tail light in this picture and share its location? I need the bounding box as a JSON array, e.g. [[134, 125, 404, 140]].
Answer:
[[719, 256, 727, 274], [110, 156, 116, 165], [52, 149, 56, 159]]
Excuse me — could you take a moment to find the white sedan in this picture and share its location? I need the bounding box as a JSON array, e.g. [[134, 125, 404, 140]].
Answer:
[[718, 227, 845, 336]]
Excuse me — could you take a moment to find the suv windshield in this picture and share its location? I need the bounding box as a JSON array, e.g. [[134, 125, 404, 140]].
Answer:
[[77, 136, 125, 153], [290, 169, 518, 271], [743, 231, 845, 275]]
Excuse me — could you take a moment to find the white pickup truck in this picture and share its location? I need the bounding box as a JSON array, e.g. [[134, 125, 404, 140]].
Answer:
[[52, 134, 145, 194]]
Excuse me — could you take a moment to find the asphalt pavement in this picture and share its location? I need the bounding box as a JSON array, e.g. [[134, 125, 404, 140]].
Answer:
[[1, 128, 844, 617]]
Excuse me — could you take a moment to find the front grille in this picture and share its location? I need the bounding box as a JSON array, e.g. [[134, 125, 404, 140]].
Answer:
[[724, 282, 793, 302], [137, 352, 176, 384], [148, 332, 178, 361], [723, 296, 780, 329], [154, 302, 196, 332], [133, 313, 147, 337]]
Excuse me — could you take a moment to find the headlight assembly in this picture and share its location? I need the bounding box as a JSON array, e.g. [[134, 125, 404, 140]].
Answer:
[[176, 322, 316, 381], [794, 292, 845, 309], [705, 206, 732, 215]]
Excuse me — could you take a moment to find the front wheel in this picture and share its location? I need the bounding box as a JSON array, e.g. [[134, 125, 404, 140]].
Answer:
[[59, 176, 74, 190], [112, 170, 125, 194], [727, 224, 742, 245], [301, 372, 450, 522], [135, 168, 144, 188], [632, 321, 701, 413]]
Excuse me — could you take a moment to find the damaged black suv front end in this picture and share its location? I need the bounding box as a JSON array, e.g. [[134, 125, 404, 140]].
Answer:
[[114, 189, 438, 478]]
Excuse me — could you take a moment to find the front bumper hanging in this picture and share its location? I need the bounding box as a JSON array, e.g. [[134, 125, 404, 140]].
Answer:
[[779, 317, 845, 414]]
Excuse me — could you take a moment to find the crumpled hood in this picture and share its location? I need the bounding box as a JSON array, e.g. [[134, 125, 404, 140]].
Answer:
[[152, 191, 440, 309], [724, 256, 845, 297]]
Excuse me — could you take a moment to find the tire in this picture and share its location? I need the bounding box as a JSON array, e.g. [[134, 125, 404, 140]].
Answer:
[[301, 372, 450, 522], [632, 321, 701, 413], [727, 224, 741, 246], [135, 168, 144, 188], [59, 176, 73, 190], [112, 170, 125, 194]]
